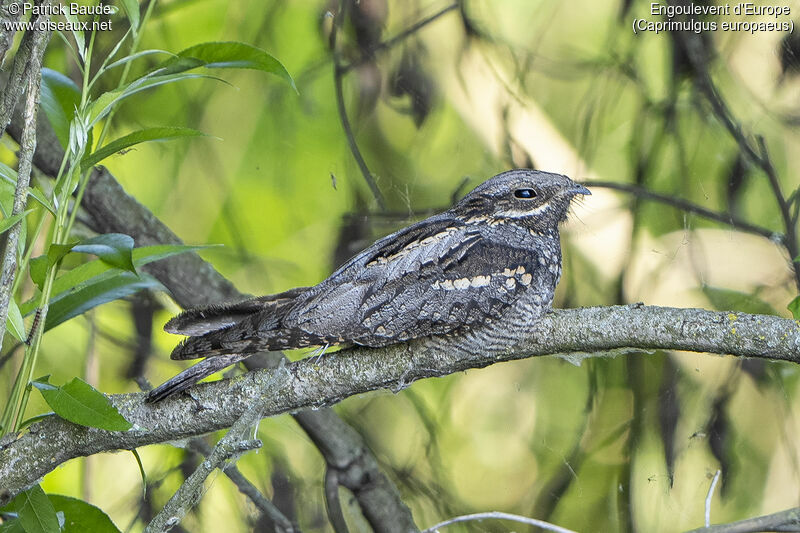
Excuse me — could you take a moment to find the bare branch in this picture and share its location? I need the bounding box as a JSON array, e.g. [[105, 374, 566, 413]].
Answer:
[[688, 506, 800, 533], [1, 304, 798, 501], [144, 438, 262, 533], [330, 0, 386, 211], [144, 364, 292, 532], [0, 15, 50, 351], [679, 34, 800, 289], [422, 511, 578, 533], [584, 180, 783, 244], [0, 2, 50, 137], [0, 1, 23, 66], [339, 3, 459, 75], [185, 439, 295, 532]]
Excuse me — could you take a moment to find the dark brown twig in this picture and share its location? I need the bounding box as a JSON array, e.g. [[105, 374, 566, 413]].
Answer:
[[330, 0, 386, 211], [339, 2, 459, 74], [678, 34, 800, 290], [324, 468, 349, 533], [584, 180, 782, 243]]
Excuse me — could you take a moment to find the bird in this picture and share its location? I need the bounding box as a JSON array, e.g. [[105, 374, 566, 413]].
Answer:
[[146, 169, 590, 402]]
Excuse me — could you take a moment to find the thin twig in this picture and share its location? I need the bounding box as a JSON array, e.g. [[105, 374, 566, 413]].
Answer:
[[324, 468, 349, 533], [688, 506, 800, 533], [185, 439, 295, 533], [584, 180, 782, 243], [339, 3, 459, 74], [330, 0, 386, 210], [144, 362, 289, 532], [679, 34, 800, 289], [705, 469, 721, 527], [422, 511, 578, 533]]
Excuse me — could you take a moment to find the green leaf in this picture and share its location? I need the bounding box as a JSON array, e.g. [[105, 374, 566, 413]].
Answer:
[[48, 242, 78, 266], [119, 0, 140, 36], [49, 495, 121, 533], [29, 255, 48, 291], [12, 485, 59, 533], [63, 10, 85, 61], [0, 162, 56, 214], [20, 244, 210, 317], [6, 297, 25, 343], [0, 210, 31, 237], [28, 187, 55, 215], [81, 127, 208, 171], [71, 233, 136, 274], [701, 285, 778, 316], [40, 69, 81, 149], [172, 41, 297, 92], [87, 72, 218, 127], [44, 272, 164, 331], [101, 49, 173, 74], [32, 376, 132, 431], [789, 295, 800, 319]]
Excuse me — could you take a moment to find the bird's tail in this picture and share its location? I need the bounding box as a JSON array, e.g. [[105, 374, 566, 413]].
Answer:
[[147, 287, 311, 402], [165, 287, 311, 360], [146, 353, 251, 402]]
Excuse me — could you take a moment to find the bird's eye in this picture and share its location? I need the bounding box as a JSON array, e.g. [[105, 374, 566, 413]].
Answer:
[[514, 188, 537, 199]]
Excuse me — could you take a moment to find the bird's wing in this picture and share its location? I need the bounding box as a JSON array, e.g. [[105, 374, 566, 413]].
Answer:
[[286, 216, 553, 346]]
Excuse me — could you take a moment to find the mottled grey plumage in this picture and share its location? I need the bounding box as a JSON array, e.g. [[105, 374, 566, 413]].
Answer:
[[147, 169, 589, 401]]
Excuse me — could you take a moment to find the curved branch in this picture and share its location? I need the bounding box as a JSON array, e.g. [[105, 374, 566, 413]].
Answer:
[[330, 0, 386, 211], [584, 180, 783, 244], [1, 304, 798, 499]]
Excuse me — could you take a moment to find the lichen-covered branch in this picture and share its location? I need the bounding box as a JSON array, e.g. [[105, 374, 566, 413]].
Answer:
[[1, 304, 798, 500], [143, 366, 287, 533], [0, 16, 49, 351]]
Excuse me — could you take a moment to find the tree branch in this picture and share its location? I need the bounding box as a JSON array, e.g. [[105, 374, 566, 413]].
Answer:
[[0, 15, 50, 351], [144, 364, 288, 532], [584, 180, 783, 244], [185, 439, 295, 533], [678, 33, 800, 290], [687, 505, 800, 533], [1, 304, 798, 500]]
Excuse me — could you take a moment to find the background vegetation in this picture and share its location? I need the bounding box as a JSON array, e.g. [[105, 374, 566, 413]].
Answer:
[[1, 0, 800, 531]]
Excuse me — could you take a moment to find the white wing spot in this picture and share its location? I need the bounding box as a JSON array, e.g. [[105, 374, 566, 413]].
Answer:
[[520, 273, 532, 286], [471, 275, 490, 287], [505, 277, 516, 290], [453, 278, 470, 290]]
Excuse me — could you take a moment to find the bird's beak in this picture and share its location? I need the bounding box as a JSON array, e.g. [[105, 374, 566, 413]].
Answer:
[[571, 183, 591, 196]]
